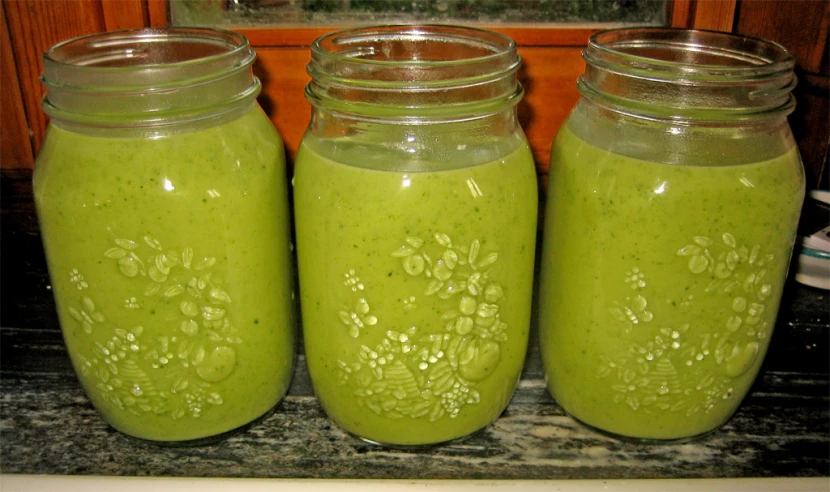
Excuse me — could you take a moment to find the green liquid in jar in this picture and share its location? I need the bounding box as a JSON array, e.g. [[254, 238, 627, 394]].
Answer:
[[293, 142, 538, 446], [33, 107, 295, 442], [538, 124, 804, 440]]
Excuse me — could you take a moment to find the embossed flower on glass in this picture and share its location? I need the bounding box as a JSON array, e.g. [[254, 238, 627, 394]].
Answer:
[[339, 298, 378, 338], [624, 267, 646, 290], [95, 372, 126, 409], [612, 377, 649, 411], [336, 359, 361, 385], [92, 325, 141, 376], [57, 234, 244, 422], [677, 234, 775, 339], [105, 238, 147, 278], [610, 294, 653, 333], [69, 268, 89, 290], [357, 343, 393, 379], [334, 232, 510, 423], [597, 232, 780, 418], [343, 269, 365, 292], [145, 336, 176, 369], [389, 327, 417, 353], [105, 236, 238, 342], [68, 296, 106, 334]]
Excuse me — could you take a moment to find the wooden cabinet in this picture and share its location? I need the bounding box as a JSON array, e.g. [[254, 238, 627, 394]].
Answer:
[[1, 0, 827, 187]]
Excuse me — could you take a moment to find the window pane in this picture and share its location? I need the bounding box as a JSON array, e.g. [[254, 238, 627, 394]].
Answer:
[[169, 0, 668, 27]]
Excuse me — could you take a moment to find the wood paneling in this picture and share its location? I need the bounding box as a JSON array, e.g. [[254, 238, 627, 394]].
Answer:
[[1, 1, 33, 169], [734, 0, 829, 75], [790, 75, 830, 188], [670, 0, 736, 30], [4, 0, 107, 158], [101, 0, 147, 31], [732, 0, 830, 190], [669, 0, 695, 27], [692, 0, 736, 31], [252, 47, 311, 163], [515, 47, 583, 171], [147, 0, 167, 27]]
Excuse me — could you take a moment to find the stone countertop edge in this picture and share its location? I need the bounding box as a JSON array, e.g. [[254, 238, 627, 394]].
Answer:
[[1, 475, 829, 492]]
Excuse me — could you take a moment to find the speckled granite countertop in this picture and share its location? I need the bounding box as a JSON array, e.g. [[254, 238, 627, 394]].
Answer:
[[1, 281, 828, 479]]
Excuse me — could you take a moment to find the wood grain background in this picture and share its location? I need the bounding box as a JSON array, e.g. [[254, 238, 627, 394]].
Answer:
[[1, 0, 827, 189]]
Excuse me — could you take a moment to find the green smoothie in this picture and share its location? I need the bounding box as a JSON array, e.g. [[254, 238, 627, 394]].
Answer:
[[293, 141, 537, 446], [33, 106, 295, 442], [538, 125, 804, 440]]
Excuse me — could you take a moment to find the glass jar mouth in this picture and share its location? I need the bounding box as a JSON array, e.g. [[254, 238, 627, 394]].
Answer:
[[586, 27, 795, 79], [312, 24, 517, 68], [41, 27, 260, 128], [580, 27, 797, 122], [45, 27, 250, 68], [306, 24, 523, 122], [43, 27, 255, 90]]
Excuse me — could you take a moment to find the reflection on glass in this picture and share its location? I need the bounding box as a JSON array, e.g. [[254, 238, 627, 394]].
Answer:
[[170, 0, 668, 27]]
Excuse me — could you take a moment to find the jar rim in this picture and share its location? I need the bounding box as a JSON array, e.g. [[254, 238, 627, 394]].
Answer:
[[305, 24, 523, 123], [311, 24, 517, 68], [41, 27, 260, 128], [43, 27, 251, 72], [580, 27, 797, 122], [586, 27, 795, 79]]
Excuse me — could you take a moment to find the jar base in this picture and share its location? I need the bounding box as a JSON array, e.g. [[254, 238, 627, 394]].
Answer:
[[563, 409, 720, 444], [117, 404, 278, 447], [348, 424, 487, 450]]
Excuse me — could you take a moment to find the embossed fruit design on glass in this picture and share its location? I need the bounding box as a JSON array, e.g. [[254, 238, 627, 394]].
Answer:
[[538, 28, 805, 441], [293, 25, 538, 446], [33, 28, 295, 443]]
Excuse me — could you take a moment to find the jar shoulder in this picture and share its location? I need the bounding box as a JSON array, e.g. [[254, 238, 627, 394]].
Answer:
[[564, 100, 801, 169], [34, 105, 286, 201], [35, 106, 282, 177], [549, 119, 806, 213], [299, 122, 530, 173]]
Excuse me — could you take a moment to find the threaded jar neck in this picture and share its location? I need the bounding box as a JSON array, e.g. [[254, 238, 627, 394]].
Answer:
[[580, 27, 796, 122], [305, 25, 523, 124], [41, 27, 260, 128]]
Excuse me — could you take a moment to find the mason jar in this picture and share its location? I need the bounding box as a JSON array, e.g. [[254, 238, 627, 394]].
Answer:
[[33, 28, 295, 444], [538, 28, 805, 441], [293, 25, 538, 447]]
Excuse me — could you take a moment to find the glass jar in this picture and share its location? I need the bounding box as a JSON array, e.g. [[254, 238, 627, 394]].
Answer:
[[33, 28, 295, 444], [293, 25, 538, 447], [538, 28, 805, 441]]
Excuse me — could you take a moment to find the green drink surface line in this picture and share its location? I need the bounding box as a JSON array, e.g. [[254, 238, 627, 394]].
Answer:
[[294, 142, 538, 446], [539, 124, 804, 440], [33, 107, 295, 441]]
